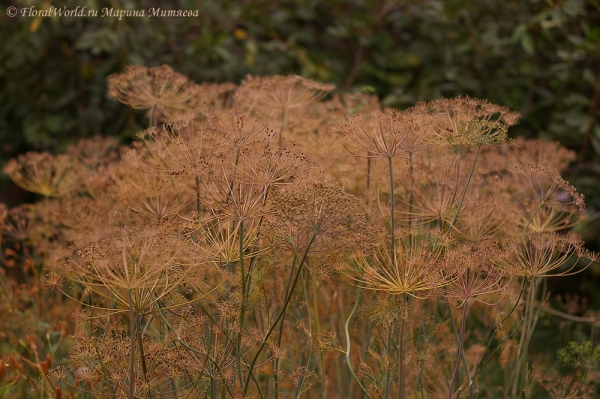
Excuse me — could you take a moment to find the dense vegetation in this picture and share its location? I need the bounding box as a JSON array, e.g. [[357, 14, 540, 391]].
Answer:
[[1, 0, 600, 397]]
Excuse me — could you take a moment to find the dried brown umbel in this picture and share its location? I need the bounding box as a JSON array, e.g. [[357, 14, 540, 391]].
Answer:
[[61, 224, 199, 314], [66, 135, 120, 170], [334, 108, 428, 159], [510, 164, 586, 234], [412, 96, 520, 147], [3, 152, 72, 198], [270, 183, 367, 254], [237, 74, 335, 147], [107, 64, 196, 123], [116, 168, 183, 224], [348, 229, 453, 298], [443, 240, 510, 307], [238, 75, 335, 112], [535, 371, 595, 399], [506, 232, 597, 278]]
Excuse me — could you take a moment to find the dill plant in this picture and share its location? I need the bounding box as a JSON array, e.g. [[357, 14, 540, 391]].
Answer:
[[0, 65, 597, 399]]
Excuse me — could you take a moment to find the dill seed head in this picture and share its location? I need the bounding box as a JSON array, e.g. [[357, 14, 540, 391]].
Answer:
[[107, 64, 196, 118], [237, 75, 335, 111], [3, 152, 72, 198]]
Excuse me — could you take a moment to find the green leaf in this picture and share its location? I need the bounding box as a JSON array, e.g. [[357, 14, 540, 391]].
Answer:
[[521, 33, 535, 55]]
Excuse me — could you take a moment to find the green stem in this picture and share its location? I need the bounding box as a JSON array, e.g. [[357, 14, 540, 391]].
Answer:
[[511, 278, 538, 398], [128, 290, 136, 399], [238, 220, 246, 390], [275, 253, 297, 399], [137, 315, 152, 399], [388, 156, 396, 263], [446, 143, 482, 235], [295, 269, 313, 398], [345, 288, 371, 398], [243, 233, 317, 395], [398, 295, 406, 399], [449, 303, 468, 399]]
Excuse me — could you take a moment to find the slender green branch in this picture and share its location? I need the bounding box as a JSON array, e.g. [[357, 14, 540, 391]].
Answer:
[[238, 220, 246, 391], [128, 290, 136, 399], [388, 156, 396, 262], [243, 233, 317, 395], [345, 288, 371, 398], [446, 143, 482, 235], [449, 304, 468, 399]]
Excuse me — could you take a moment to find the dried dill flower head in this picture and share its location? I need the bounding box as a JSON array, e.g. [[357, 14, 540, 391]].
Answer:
[[411, 96, 520, 147], [509, 164, 586, 233], [0, 202, 7, 229], [506, 231, 598, 278], [237, 75, 335, 147], [107, 64, 196, 120], [1, 204, 35, 242], [269, 183, 368, 254], [442, 239, 511, 307], [3, 152, 73, 198], [66, 135, 120, 170], [535, 370, 595, 399], [348, 229, 453, 298], [334, 108, 429, 159], [191, 81, 237, 111], [60, 224, 200, 314], [237, 74, 335, 111]]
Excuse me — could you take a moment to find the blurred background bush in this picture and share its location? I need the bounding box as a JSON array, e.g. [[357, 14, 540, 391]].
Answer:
[[1, 0, 599, 289]]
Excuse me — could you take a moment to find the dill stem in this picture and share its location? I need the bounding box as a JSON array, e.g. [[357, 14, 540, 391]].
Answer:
[[274, 252, 297, 399], [446, 143, 482, 235], [345, 288, 371, 398], [388, 156, 396, 263], [398, 294, 406, 399], [295, 269, 313, 398], [137, 314, 152, 399], [512, 278, 539, 398], [449, 303, 468, 399], [243, 233, 317, 395], [312, 272, 326, 399], [128, 290, 136, 399], [238, 220, 246, 391]]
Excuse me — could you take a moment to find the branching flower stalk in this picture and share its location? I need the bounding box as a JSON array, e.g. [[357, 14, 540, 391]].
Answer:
[[243, 232, 317, 396]]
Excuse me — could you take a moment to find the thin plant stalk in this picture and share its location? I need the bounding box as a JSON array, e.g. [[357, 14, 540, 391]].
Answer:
[[511, 278, 539, 398], [398, 294, 406, 399], [238, 220, 246, 391], [128, 290, 136, 399], [137, 314, 152, 399], [295, 269, 313, 398], [243, 233, 317, 395], [149, 105, 156, 128], [345, 288, 371, 398], [446, 143, 482, 235], [388, 156, 396, 257], [312, 273, 327, 399], [274, 253, 297, 399], [448, 303, 468, 399]]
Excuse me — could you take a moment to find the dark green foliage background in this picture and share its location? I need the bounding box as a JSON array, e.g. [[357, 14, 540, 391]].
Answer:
[[1, 0, 600, 259]]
